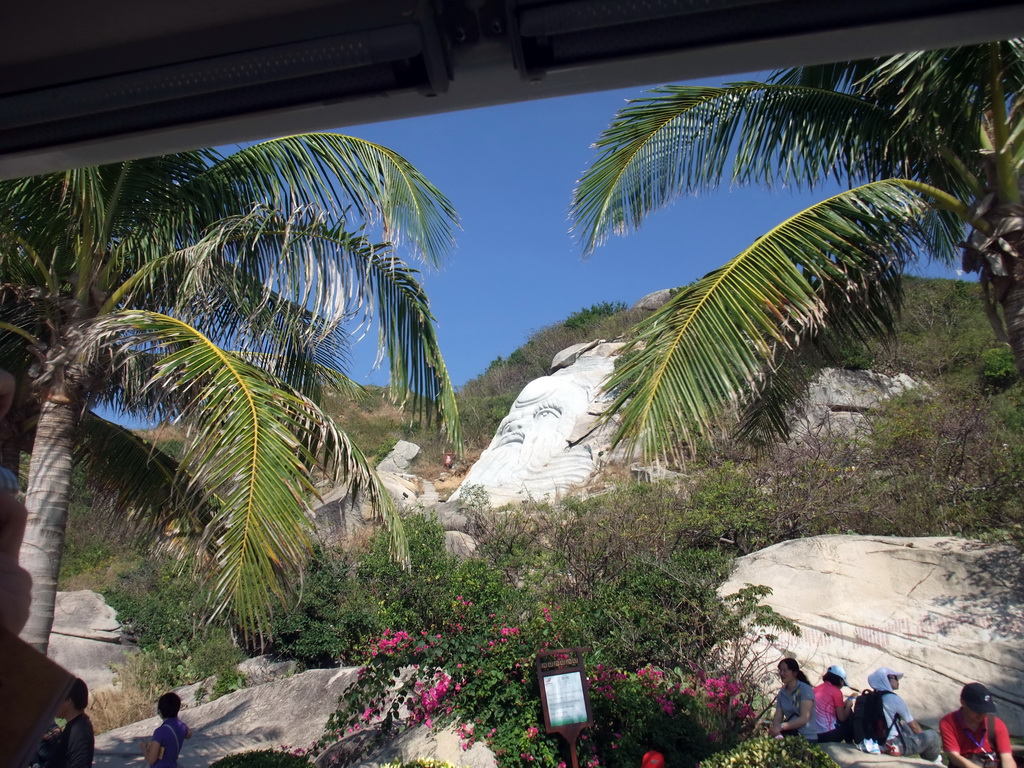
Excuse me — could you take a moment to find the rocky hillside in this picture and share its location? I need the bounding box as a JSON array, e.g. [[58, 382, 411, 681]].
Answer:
[[52, 276, 1024, 767]]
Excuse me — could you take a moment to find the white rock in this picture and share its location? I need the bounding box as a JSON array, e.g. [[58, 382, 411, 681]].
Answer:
[[445, 530, 477, 558], [94, 667, 497, 768], [820, 742, 941, 768], [352, 723, 496, 768], [791, 368, 924, 440], [376, 440, 421, 474], [48, 591, 132, 693], [51, 590, 120, 641], [631, 289, 673, 311], [550, 340, 602, 372], [311, 471, 424, 544], [93, 668, 361, 767], [720, 535, 1024, 735]]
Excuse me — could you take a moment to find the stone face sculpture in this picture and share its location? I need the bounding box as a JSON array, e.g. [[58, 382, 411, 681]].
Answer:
[[452, 342, 621, 506]]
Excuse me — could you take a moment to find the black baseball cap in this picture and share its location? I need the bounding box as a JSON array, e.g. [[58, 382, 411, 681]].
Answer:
[[962, 683, 997, 713]]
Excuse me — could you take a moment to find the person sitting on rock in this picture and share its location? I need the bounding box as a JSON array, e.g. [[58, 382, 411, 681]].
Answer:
[[867, 667, 941, 761], [814, 664, 856, 742], [769, 657, 818, 740], [939, 683, 1014, 768]]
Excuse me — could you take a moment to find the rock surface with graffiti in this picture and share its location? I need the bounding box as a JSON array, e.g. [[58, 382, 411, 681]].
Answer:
[[720, 535, 1024, 734]]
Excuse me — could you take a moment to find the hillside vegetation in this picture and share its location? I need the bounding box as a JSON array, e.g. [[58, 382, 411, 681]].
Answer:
[[59, 278, 1023, 765]]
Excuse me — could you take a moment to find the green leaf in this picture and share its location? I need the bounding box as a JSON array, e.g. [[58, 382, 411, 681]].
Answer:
[[602, 180, 931, 458]]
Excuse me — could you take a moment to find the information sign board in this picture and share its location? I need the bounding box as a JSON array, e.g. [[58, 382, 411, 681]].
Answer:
[[535, 648, 592, 768]]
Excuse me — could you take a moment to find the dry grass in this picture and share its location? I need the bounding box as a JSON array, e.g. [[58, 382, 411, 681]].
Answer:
[[90, 685, 155, 735], [88, 653, 166, 734]]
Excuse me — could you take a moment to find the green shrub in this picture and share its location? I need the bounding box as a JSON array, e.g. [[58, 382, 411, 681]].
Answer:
[[371, 437, 399, 465], [563, 301, 627, 331], [104, 559, 245, 689], [317, 531, 788, 768], [105, 558, 213, 649], [269, 518, 529, 668], [321, 597, 766, 768], [209, 749, 309, 767], [697, 735, 838, 768], [355, 515, 527, 636], [981, 346, 1018, 390], [209, 667, 248, 700], [270, 549, 379, 667]]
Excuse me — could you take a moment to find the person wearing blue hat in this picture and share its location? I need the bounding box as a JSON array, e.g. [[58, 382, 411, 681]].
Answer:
[[815, 664, 857, 742]]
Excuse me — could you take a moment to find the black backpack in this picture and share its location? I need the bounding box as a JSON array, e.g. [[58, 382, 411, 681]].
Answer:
[[851, 690, 894, 743]]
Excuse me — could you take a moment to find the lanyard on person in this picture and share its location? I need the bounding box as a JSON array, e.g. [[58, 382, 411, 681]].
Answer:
[[957, 710, 991, 753]]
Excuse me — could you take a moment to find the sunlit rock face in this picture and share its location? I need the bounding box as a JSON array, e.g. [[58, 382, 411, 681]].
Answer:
[[453, 342, 622, 506], [720, 535, 1024, 736]]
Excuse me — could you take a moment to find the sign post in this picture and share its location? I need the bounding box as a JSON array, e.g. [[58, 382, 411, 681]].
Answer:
[[536, 648, 592, 768]]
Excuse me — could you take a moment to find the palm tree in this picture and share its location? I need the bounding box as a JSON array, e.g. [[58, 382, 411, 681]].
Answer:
[[572, 40, 1024, 458], [0, 135, 461, 650]]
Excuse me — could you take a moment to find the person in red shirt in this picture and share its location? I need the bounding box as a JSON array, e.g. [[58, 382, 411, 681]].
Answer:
[[939, 683, 1014, 768]]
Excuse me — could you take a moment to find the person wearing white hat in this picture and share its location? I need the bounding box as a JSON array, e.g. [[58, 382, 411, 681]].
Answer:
[[867, 667, 941, 760], [815, 664, 857, 742]]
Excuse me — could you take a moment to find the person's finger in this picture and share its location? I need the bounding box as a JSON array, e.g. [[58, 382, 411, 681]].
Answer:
[[0, 490, 28, 558]]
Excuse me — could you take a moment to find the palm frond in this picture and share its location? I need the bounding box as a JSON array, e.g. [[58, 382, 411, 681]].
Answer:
[[572, 82, 905, 254], [76, 413, 206, 537], [602, 180, 931, 459], [196, 134, 459, 266], [367, 250, 462, 447], [92, 310, 404, 635], [116, 206, 460, 442]]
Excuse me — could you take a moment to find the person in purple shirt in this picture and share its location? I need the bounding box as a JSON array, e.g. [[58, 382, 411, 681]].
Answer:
[[140, 692, 192, 767]]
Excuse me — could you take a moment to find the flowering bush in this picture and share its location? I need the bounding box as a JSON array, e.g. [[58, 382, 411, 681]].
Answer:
[[322, 596, 566, 767], [582, 664, 758, 768], [319, 597, 759, 768]]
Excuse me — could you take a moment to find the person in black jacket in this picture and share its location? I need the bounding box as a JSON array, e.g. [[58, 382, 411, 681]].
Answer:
[[52, 678, 94, 768]]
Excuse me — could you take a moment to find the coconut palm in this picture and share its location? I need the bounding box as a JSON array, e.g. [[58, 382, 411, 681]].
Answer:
[[0, 135, 460, 650], [572, 40, 1024, 458]]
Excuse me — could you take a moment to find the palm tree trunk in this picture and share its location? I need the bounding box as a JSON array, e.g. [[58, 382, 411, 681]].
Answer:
[[19, 399, 80, 652], [1005, 273, 1024, 382]]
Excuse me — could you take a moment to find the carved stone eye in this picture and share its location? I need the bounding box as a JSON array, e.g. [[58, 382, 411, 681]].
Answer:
[[535, 404, 562, 419]]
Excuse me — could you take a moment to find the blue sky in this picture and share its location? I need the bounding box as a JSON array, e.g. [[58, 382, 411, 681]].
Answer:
[[333, 75, 959, 388]]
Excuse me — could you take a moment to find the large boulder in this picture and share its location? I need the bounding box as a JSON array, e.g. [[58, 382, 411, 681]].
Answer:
[[819, 743, 943, 768], [376, 440, 421, 474], [631, 289, 673, 311], [345, 723, 495, 768], [791, 368, 923, 440], [48, 591, 132, 693], [720, 535, 1024, 735], [93, 668, 360, 767], [94, 667, 497, 768], [311, 471, 422, 544]]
